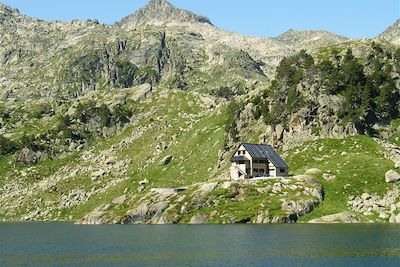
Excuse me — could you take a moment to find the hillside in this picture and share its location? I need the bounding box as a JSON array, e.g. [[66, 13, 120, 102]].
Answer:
[[274, 29, 348, 52], [379, 19, 400, 45], [0, 0, 400, 224]]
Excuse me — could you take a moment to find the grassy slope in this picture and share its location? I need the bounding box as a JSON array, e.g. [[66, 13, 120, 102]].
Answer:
[[1, 87, 399, 223], [284, 135, 395, 222], [69, 91, 228, 219], [0, 88, 231, 221]]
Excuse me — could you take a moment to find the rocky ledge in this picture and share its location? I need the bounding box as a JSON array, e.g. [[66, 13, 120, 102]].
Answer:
[[79, 175, 324, 224]]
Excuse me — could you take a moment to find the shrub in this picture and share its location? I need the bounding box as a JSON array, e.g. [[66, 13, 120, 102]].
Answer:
[[215, 86, 235, 99], [0, 135, 17, 157], [115, 60, 138, 88]]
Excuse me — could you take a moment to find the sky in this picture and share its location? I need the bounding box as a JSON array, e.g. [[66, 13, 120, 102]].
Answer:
[[2, 0, 399, 39]]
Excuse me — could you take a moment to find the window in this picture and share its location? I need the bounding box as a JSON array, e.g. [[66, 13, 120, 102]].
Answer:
[[280, 168, 285, 173]]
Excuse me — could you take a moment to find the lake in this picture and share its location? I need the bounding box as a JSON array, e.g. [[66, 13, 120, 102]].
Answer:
[[1, 223, 400, 266]]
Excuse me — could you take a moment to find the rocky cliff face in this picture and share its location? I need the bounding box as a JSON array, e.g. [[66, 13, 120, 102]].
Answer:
[[379, 19, 400, 45], [0, 0, 399, 224], [119, 0, 212, 29], [274, 29, 348, 52]]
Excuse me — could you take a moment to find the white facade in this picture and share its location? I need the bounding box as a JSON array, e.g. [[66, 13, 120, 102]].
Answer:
[[230, 144, 289, 180]]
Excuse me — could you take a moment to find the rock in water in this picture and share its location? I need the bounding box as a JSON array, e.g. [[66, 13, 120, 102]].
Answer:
[[308, 212, 359, 223], [385, 170, 400, 183]]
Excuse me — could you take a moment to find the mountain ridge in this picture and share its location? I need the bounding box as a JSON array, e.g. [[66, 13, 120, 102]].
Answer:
[[273, 29, 349, 51], [118, 0, 213, 29], [379, 19, 400, 45], [0, 0, 399, 225]]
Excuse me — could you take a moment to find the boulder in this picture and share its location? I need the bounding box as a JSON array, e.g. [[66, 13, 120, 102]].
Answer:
[[385, 170, 400, 183], [323, 173, 336, 181], [308, 212, 359, 223], [112, 195, 128, 205], [80, 211, 107, 224], [139, 178, 149, 185], [305, 168, 322, 175], [130, 83, 152, 101], [361, 193, 370, 200], [189, 214, 208, 224], [379, 212, 389, 219], [16, 147, 39, 164], [126, 201, 169, 224], [91, 169, 106, 179], [197, 182, 218, 196], [395, 161, 400, 169], [389, 213, 400, 223], [159, 155, 173, 166], [105, 157, 116, 165]]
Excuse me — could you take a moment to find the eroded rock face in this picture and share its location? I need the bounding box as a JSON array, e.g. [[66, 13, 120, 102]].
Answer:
[[119, 0, 212, 29], [378, 19, 400, 45]]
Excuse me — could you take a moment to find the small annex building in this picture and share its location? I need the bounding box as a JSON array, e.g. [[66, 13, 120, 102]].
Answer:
[[230, 143, 289, 180]]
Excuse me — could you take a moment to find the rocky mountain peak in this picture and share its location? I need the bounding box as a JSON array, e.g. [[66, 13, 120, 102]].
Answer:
[[118, 0, 212, 28], [273, 29, 348, 51], [0, 3, 20, 16], [378, 19, 400, 45]]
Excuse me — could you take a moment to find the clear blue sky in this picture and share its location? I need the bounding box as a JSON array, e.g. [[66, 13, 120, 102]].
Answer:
[[2, 0, 399, 38]]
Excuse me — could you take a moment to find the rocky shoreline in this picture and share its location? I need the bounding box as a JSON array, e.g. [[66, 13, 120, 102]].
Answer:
[[79, 175, 324, 225]]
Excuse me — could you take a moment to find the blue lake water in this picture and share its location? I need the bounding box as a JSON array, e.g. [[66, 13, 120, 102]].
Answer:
[[1, 223, 400, 266]]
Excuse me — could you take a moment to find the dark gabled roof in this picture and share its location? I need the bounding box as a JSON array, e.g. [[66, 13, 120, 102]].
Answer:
[[241, 143, 288, 168], [230, 155, 248, 162]]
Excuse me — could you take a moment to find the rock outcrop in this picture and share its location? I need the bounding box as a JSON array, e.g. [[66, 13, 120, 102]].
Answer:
[[309, 212, 359, 223], [80, 175, 324, 224], [385, 170, 400, 183], [119, 0, 212, 29], [274, 29, 348, 52], [378, 19, 400, 45], [348, 188, 400, 221]]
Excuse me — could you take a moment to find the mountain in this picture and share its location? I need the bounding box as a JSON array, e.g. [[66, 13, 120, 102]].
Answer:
[[119, 0, 212, 28], [273, 29, 348, 51], [378, 19, 400, 45], [0, 0, 400, 225]]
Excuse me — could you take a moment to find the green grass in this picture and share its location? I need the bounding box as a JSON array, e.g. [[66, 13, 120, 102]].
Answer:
[[12, 89, 228, 220], [284, 135, 395, 222]]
